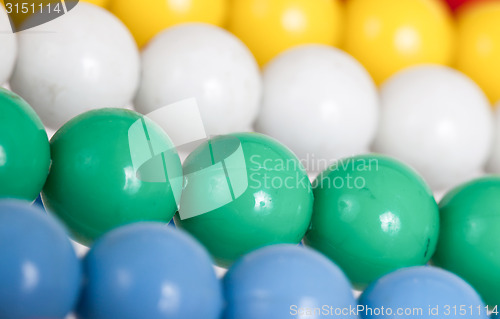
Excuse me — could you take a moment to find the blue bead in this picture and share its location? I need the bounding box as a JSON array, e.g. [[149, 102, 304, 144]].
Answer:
[[223, 244, 358, 319], [359, 266, 489, 319], [76, 222, 223, 319], [0, 199, 81, 319]]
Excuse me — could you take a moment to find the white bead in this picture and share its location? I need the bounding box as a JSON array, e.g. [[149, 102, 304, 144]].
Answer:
[[374, 65, 494, 191], [256, 45, 379, 172], [10, 3, 140, 129], [134, 23, 262, 136]]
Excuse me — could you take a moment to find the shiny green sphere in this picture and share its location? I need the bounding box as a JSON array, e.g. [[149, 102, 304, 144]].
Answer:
[[433, 176, 500, 307], [42, 108, 182, 245], [304, 154, 439, 288], [174, 133, 314, 267], [0, 88, 50, 201]]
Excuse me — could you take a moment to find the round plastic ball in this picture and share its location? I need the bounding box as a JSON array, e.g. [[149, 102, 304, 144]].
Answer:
[[373, 65, 493, 191], [227, 0, 343, 66], [109, 0, 228, 48], [359, 266, 488, 319], [0, 6, 16, 84], [487, 102, 500, 173], [42, 108, 182, 245], [256, 45, 378, 170], [174, 133, 314, 266], [456, 1, 500, 104], [0, 88, 50, 201], [134, 24, 261, 135], [223, 245, 357, 319], [304, 154, 439, 288], [432, 176, 500, 307], [0, 200, 81, 319], [76, 223, 222, 319], [10, 2, 140, 129], [344, 0, 455, 84]]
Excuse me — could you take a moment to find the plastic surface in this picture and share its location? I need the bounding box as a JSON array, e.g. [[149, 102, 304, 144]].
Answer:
[[344, 0, 455, 84], [174, 133, 314, 266], [109, 0, 227, 47], [359, 266, 489, 319], [456, 1, 500, 104], [373, 65, 493, 191], [42, 108, 182, 245], [10, 2, 140, 129], [223, 245, 357, 319], [256, 45, 379, 169], [76, 223, 223, 319], [0, 6, 16, 84], [304, 154, 439, 288], [134, 24, 262, 135], [0, 200, 81, 319], [227, 0, 343, 66], [432, 176, 500, 307], [0, 88, 50, 201]]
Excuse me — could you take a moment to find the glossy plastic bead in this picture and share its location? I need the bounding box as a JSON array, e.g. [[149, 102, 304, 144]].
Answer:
[[42, 108, 182, 245], [0, 88, 50, 201], [134, 24, 262, 136], [227, 0, 344, 66], [109, 0, 228, 47], [174, 133, 314, 267], [304, 154, 439, 288], [344, 0, 455, 84], [373, 65, 493, 191], [359, 267, 488, 319], [256, 45, 378, 169], [10, 2, 140, 129], [0, 200, 81, 319], [76, 223, 223, 319], [433, 176, 500, 307], [456, 1, 500, 104], [224, 245, 357, 319]]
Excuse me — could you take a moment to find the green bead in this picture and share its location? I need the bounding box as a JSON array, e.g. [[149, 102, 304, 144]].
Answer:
[[174, 133, 314, 266], [304, 154, 439, 288], [0, 88, 50, 201], [42, 108, 182, 245], [433, 176, 500, 307]]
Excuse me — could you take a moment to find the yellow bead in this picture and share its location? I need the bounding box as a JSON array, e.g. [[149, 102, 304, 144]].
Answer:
[[456, 2, 500, 105], [344, 0, 455, 85], [228, 0, 344, 67], [81, 0, 109, 8], [109, 0, 228, 48]]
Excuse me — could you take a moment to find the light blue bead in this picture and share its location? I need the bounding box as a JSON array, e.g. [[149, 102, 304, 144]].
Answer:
[[76, 222, 223, 319], [223, 244, 358, 319], [359, 266, 489, 319], [0, 199, 81, 319]]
